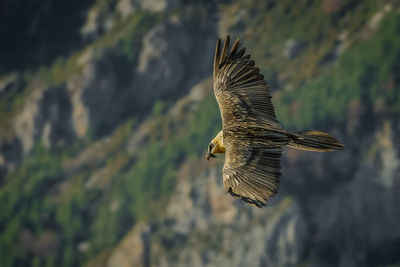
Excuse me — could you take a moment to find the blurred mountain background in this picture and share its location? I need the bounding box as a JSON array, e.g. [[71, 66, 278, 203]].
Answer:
[[1, 0, 400, 266]]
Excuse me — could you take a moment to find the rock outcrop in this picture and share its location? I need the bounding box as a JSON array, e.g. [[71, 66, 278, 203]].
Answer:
[[0, 3, 217, 179]]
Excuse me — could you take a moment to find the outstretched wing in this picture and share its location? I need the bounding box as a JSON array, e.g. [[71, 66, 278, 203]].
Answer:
[[213, 36, 284, 206], [213, 35, 280, 130]]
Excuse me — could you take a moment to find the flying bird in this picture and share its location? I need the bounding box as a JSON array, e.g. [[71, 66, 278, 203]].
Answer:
[[206, 36, 344, 207]]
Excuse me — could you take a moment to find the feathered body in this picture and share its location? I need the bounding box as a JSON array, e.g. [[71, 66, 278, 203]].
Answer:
[[207, 36, 344, 207]]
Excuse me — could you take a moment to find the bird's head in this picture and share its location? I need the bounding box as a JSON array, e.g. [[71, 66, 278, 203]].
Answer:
[[206, 131, 225, 160]]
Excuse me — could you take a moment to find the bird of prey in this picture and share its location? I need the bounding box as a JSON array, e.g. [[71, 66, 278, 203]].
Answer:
[[206, 36, 344, 207]]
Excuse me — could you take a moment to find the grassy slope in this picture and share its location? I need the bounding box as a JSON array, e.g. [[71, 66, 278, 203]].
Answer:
[[222, 0, 399, 128]]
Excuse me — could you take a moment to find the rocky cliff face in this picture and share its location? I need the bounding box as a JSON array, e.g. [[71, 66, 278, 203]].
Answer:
[[0, 0, 92, 73], [1, 1, 400, 267], [0, 0, 218, 180], [94, 83, 400, 267]]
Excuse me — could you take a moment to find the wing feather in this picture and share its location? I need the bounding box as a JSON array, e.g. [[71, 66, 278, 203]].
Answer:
[[213, 38, 221, 76], [213, 36, 279, 128], [228, 39, 240, 60], [219, 35, 230, 66], [223, 140, 282, 207]]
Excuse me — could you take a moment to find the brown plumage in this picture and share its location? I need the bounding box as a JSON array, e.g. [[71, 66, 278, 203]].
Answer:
[[206, 35, 344, 207]]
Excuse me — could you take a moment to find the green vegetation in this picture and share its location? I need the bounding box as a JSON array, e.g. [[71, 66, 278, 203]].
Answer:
[[274, 12, 400, 128], [0, 91, 220, 266], [0, 145, 63, 266], [223, 0, 381, 84]]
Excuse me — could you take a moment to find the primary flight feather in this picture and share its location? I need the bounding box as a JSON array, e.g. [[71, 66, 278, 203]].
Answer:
[[206, 35, 344, 207]]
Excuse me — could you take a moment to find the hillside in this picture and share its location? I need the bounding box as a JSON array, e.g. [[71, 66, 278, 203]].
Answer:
[[1, 0, 400, 266]]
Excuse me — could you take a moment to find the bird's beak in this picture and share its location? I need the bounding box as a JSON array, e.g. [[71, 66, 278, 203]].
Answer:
[[206, 143, 216, 160], [206, 152, 216, 160]]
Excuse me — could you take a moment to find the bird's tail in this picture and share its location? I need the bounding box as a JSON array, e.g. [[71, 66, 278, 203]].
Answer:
[[287, 131, 344, 152]]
